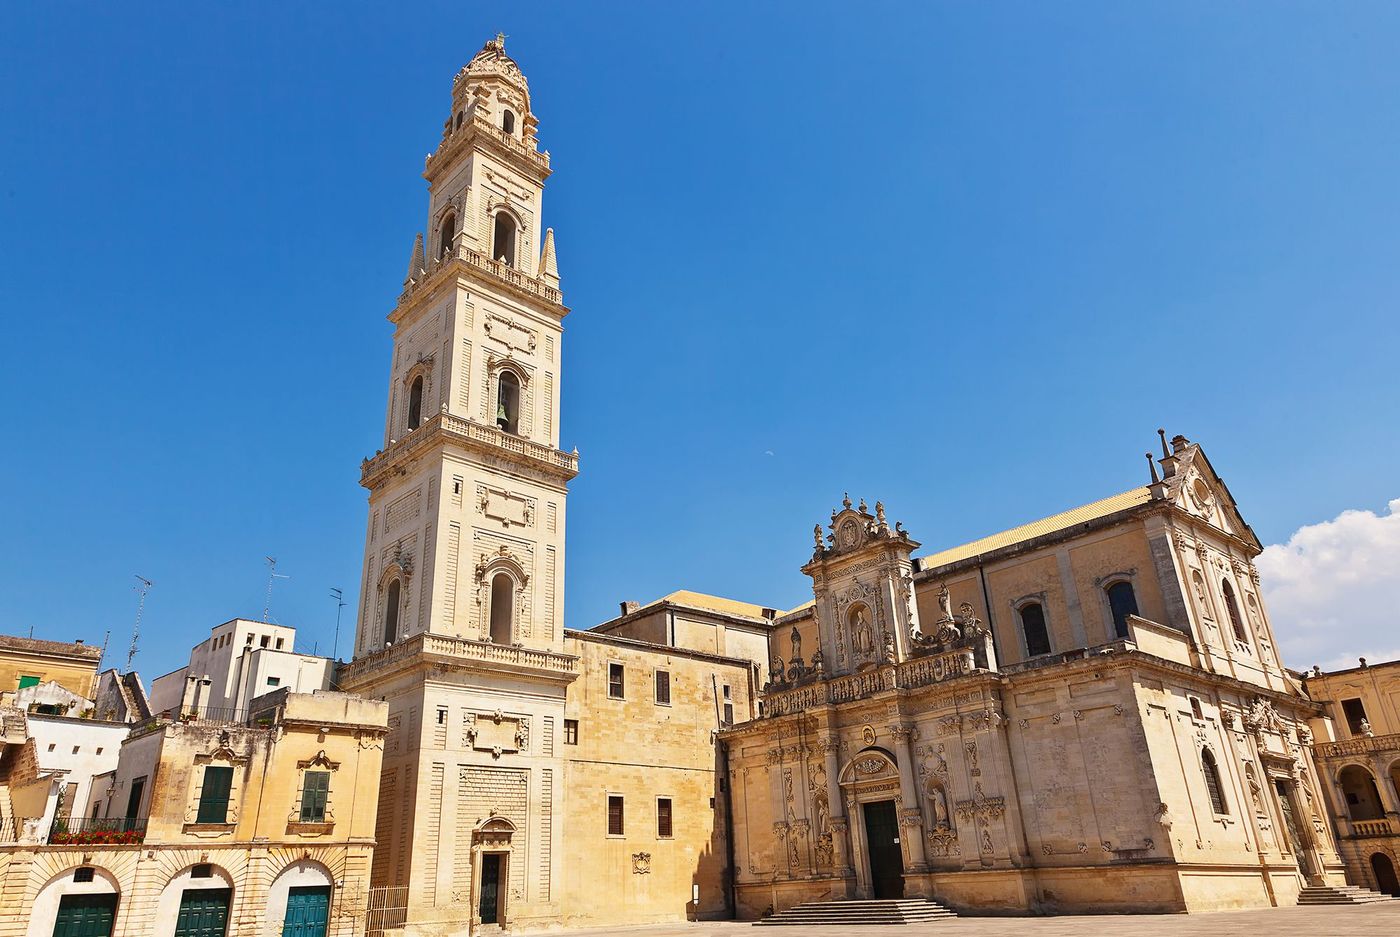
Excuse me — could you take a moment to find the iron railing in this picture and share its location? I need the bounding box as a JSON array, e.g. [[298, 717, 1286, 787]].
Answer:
[[49, 816, 148, 845], [366, 885, 409, 937]]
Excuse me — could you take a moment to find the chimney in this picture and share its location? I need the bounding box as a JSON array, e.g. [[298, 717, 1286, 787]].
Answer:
[[1171, 434, 1190, 454], [619, 601, 640, 616], [762, 608, 778, 622]]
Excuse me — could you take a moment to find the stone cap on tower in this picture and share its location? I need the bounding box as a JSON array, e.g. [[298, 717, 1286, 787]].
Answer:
[[454, 33, 531, 114]]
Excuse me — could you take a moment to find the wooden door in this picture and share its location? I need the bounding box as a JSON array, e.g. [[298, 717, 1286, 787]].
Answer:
[[173, 888, 230, 937], [52, 894, 117, 937], [862, 800, 905, 899], [282, 886, 330, 937]]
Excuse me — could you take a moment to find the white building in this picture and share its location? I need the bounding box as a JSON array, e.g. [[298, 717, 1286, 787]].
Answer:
[[148, 619, 336, 717], [3, 712, 127, 834]]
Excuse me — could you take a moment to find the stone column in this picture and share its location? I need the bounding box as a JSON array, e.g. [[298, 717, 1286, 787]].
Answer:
[[892, 724, 928, 872], [821, 736, 852, 876], [847, 792, 871, 898]]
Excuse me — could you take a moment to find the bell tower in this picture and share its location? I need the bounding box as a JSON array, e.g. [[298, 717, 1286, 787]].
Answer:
[[350, 34, 575, 659]]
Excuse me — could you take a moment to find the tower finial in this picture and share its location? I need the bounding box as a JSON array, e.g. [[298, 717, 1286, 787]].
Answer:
[[538, 227, 559, 285], [1146, 453, 1161, 484], [1157, 428, 1170, 460], [405, 232, 426, 285]]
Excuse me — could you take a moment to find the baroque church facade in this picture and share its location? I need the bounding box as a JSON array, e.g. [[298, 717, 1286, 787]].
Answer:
[[338, 37, 1347, 933]]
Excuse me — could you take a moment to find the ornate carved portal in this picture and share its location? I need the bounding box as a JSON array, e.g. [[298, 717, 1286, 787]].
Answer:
[[837, 748, 918, 898], [470, 816, 515, 927]]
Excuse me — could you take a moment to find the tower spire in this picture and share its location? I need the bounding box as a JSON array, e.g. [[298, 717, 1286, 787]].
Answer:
[[405, 232, 426, 285], [538, 227, 559, 285]]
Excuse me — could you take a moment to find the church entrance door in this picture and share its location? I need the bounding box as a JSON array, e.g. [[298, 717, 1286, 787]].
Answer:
[[478, 853, 503, 925], [1274, 779, 1314, 880], [862, 800, 904, 898]]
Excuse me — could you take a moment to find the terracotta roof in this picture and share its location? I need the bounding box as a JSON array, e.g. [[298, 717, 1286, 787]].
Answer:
[[919, 487, 1154, 571], [645, 590, 771, 621], [0, 634, 102, 660]]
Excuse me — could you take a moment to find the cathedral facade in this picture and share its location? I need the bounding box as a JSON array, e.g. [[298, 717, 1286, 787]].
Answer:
[[338, 36, 1348, 933]]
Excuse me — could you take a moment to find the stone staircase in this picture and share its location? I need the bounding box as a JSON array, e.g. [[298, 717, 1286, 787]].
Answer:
[[1297, 884, 1399, 905], [755, 898, 957, 926]]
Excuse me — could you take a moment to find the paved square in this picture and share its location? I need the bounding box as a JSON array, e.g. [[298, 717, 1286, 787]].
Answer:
[[521, 903, 1400, 937]]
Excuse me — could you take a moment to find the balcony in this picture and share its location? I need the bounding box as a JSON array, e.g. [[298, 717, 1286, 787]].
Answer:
[[426, 110, 551, 178], [1318, 731, 1400, 759], [361, 411, 579, 489], [338, 631, 578, 691], [49, 816, 147, 846], [1347, 817, 1398, 838], [399, 240, 562, 310]]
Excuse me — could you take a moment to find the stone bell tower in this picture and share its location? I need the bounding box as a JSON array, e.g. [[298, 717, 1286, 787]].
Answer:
[[800, 496, 922, 677], [350, 33, 575, 659], [339, 37, 581, 927]]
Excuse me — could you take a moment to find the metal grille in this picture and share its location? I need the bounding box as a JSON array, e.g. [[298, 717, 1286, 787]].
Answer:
[[365, 885, 408, 937]]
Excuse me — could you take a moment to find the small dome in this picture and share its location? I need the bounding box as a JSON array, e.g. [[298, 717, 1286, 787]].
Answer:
[[460, 34, 529, 92]]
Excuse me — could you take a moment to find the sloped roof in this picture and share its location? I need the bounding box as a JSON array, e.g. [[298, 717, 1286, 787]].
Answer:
[[919, 486, 1154, 571], [645, 590, 771, 621]]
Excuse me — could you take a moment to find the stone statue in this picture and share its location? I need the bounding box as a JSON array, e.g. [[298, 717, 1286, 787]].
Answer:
[[882, 629, 896, 663], [770, 656, 786, 684], [938, 584, 954, 621], [1360, 717, 1375, 738], [929, 784, 950, 829], [813, 524, 824, 551], [875, 501, 886, 526], [811, 648, 825, 675], [854, 608, 873, 655], [790, 626, 802, 659]]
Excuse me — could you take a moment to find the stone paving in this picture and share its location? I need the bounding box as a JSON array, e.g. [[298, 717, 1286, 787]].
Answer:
[[521, 902, 1400, 937]]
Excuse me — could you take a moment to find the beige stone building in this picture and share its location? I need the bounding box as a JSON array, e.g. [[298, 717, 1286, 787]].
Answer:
[[0, 636, 102, 710], [723, 435, 1349, 915], [0, 688, 386, 937], [1303, 657, 1400, 896]]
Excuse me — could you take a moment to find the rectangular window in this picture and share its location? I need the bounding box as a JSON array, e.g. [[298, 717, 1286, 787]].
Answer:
[[275, 638, 285, 650], [607, 795, 624, 836], [266, 676, 281, 687], [654, 670, 671, 705], [1341, 698, 1369, 736], [436, 707, 448, 725], [300, 770, 331, 823], [72, 867, 95, 883], [260, 635, 270, 648], [564, 719, 579, 745], [196, 765, 234, 824], [608, 663, 624, 699], [657, 797, 673, 838], [722, 684, 734, 725]]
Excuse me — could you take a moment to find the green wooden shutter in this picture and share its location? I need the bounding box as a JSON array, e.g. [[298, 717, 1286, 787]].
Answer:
[[17, 675, 40, 689], [300, 771, 330, 822], [196, 766, 234, 824]]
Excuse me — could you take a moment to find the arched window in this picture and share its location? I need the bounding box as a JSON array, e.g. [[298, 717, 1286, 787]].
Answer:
[[495, 371, 520, 434], [1202, 748, 1228, 815], [501, 109, 515, 134], [438, 212, 456, 260], [383, 579, 401, 646], [1105, 580, 1138, 639], [489, 573, 513, 644], [406, 376, 424, 430], [1222, 580, 1247, 643], [1019, 603, 1051, 657], [492, 212, 516, 268], [455, 110, 464, 130]]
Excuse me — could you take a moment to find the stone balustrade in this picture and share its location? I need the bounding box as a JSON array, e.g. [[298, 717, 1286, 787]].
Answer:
[[1317, 731, 1400, 759], [339, 632, 578, 687], [761, 646, 979, 717], [362, 412, 578, 487], [1349, 817, 1397, 838]]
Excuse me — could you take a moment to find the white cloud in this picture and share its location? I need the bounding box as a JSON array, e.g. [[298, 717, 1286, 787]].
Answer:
[[1256, 498, 1400, 672]]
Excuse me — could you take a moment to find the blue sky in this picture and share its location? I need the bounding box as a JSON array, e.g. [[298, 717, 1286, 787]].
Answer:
[[2, 3, 1397, 680]]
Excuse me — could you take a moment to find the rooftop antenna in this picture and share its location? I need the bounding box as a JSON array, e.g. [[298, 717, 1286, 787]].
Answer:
[[330, 587, 347, 661], [263, 557, 290, 623], [97, 629, 111, 672], [127, 576, 153, 672]]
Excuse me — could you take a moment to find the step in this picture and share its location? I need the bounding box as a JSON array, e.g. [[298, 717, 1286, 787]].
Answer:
[[757, 898, 957, 926]]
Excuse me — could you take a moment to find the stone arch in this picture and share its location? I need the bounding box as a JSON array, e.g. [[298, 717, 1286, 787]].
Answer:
[[27, 865, 121, 937], [1371, 849, 1400, 896], [838, 747, 899, 787], [1338, 763, 1385, 821], [265, 858, 334, 935], [153, 863, 235, 936]]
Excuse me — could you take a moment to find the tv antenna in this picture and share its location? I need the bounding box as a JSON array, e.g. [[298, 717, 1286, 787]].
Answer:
[[330, 587, 347, 661], [127, 576, 153, 672], [263, 557, 290, 623]]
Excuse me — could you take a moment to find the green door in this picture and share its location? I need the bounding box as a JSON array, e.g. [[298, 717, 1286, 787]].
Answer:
[[282, 886, 330, 937], [173, 888, 230, 937], [52, 893, 117, 937]]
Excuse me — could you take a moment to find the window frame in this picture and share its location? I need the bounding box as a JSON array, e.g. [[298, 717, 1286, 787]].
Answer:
[[656, 796, 674, 839], [1015, 599, 1053, 658], [654, 669, 671, 706], [563, 718, 579, 745], [1201, 748, 1229, 816], [607, 662, 625, 700], [196, 765, 235, 825], [606, 794, 625, 837], [1103, 578, 1139, 639], [299, 769, 331, 823]]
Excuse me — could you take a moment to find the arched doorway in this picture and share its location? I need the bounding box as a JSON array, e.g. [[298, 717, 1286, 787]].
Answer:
[[472, 816, 516, 927], [1373, 853, 1400, 896], [839, 748, 906, 899], [266, 860, 334, 937], [1338, 764, 1385, 820], [28, 866, 120, 937], [155, 863, 234, 937]]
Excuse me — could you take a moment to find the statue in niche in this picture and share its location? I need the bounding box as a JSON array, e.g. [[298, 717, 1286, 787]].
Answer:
[[853, 608, 874, 656], [928, 784, 950, 830]]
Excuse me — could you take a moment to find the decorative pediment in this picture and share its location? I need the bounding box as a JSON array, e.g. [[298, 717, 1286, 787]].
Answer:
[[812, 495, 920, 562]]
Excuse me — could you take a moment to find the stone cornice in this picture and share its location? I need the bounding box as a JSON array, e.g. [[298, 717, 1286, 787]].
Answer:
[[395, 243, 566, 323], [361, 411, 578, 491], [425, 111, 551, 184]]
